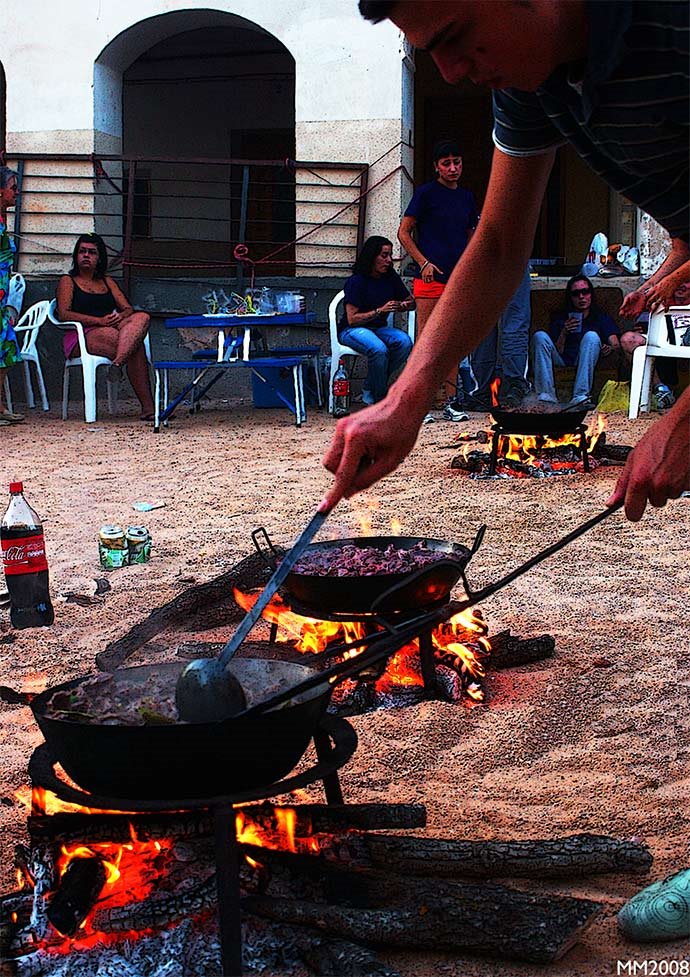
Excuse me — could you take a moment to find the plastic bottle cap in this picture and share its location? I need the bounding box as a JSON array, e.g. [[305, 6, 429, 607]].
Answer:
[[9, 482, 23, 494]]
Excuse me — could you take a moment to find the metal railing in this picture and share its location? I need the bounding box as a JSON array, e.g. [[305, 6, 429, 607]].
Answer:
[[3, 152, 370, 291]]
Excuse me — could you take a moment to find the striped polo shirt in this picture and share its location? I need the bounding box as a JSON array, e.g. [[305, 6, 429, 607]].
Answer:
[[492, 0, 689, 242]]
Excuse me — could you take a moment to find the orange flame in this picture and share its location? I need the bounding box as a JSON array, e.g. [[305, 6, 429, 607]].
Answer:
[[490, 378, 501, 407]]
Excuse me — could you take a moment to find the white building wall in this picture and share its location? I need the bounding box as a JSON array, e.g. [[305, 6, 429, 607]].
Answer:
[[2, 0, 407, 275]]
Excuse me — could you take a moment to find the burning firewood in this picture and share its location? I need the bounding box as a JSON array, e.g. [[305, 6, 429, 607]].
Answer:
[[46, 856, 106, 936], [28, 803, 426, 847], [90, 874, 216, 934]]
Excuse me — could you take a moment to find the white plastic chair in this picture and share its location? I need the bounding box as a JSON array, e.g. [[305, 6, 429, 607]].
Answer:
[[48, 299, 152, 423], [328, 290, 416, 413], [7, 273, 25, 320], [628, 305, 690, 418], [4, 301, 51, 411]]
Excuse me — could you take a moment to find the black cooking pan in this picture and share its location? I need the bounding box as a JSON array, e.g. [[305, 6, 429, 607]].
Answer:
[[490, 407, 589, 436], [21, 660, 330, 800], [0, 503, 623, 802], [253, 530, 472, 614]]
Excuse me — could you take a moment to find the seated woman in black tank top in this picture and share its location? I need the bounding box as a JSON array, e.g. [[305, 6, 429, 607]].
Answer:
[[55, 233, 154, 420]]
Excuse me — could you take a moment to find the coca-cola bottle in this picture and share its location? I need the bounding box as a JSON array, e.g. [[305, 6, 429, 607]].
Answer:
[[1, 482, 54, 629], [332, 358, 351, 417]]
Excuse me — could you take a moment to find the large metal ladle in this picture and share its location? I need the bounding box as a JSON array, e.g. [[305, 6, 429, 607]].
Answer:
[[175, 503, 332, 722]]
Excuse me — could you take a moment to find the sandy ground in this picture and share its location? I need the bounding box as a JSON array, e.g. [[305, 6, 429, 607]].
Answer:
[[0, 399, 688, 976]]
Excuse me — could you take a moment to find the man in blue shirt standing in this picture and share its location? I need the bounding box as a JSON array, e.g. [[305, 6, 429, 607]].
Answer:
[[323, 0, 689, 524]]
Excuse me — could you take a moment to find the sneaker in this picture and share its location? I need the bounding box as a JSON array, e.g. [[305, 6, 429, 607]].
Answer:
[[422, 411, 436, 425], [653, 384, 675, 410], [0, 410, 25, 423], [442, 402, 469, 422], [565, 397, 595, 412]]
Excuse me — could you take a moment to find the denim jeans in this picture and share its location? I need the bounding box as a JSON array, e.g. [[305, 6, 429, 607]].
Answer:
[[470, 264, 532, 399], [339, 325, 413, 402], [531, 329, 601, 402]]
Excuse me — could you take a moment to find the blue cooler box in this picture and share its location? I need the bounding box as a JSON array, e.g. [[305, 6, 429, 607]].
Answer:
[[251, 347, 320, 408]]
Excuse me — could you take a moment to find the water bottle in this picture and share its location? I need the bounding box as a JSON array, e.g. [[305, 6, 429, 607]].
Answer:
[[332, 359, 351, 417], [1, 482, 54, 629]]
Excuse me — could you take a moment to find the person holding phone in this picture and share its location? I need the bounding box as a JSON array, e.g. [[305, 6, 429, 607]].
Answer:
[[339, 236, 415, 404], [530, 274, 620, 409]]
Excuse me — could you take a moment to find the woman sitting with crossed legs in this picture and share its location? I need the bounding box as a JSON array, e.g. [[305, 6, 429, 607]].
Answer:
[[56, 234, 154, 420]]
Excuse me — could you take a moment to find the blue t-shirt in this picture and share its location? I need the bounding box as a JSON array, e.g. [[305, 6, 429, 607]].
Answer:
[[341, 271, 410, 332], [404, 181, 479, 283], [548, 309, 619, 366]]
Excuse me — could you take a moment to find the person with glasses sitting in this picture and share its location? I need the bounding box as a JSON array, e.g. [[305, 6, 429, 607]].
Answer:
[[530, 275, 620, 410]]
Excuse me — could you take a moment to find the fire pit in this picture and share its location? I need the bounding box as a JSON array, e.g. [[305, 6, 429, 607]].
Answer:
[[488, 406, 591, 475]]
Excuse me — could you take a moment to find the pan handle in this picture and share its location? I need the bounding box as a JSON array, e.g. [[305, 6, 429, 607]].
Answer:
[[251, 527, 281, 570], [459, 524, 486, 597], [369, 558, 466, 614]]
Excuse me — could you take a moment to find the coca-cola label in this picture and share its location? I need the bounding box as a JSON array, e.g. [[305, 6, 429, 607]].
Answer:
[[1, 534, 48, 575], [333, 380, 350, 396]]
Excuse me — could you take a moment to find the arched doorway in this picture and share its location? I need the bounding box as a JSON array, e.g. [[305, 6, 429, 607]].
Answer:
[[94, 10, 295, 281]]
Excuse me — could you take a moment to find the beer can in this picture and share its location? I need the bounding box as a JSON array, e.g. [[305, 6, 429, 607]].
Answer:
[[98, 525, 127, 570], [126, 526, 151, 565]]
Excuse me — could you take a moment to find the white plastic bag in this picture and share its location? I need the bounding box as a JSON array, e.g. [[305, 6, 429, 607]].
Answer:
[[582, 232, 608, 277]]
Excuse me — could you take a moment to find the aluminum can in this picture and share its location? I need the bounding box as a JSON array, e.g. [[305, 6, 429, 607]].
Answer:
[[98, 525, 127, 570], [126, 526, 151, 565]]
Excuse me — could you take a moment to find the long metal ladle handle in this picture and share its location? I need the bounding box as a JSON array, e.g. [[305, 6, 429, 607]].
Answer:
[[242, 501, 624, 717], [217, 507, 330, 668]]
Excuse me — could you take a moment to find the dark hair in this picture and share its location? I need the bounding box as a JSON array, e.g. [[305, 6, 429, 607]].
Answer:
[[358, 0, 397, 23], [565, 274, 600, 315], [433, 140, 462, 163], [69, 233, 108, 278], [0, 166, 18, 190], [353, 236, 393, 276]]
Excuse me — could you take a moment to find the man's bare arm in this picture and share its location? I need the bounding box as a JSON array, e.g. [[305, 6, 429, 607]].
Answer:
[[322, 148, 555, 507]]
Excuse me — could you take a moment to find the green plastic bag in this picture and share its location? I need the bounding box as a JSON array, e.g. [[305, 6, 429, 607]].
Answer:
[[597, 379, 630, 413]]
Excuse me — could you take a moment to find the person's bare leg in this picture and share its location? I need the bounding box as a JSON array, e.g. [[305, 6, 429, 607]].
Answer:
[[124, 346, 154, 417], [84, 326, 120, 361], [113, 312, 150, 366]]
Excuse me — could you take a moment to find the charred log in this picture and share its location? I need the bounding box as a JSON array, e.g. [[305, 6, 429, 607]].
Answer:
[[28, 804, 426, 847], [46, 856, 107, 936], [244, 883, 602, 964], [283, 924, 401, 977], [96, 552, 273, 671], [240, 803, 426, 835], [245, 832, 652, 879], [487, 631, 556, 669], [90, 874, 216, 933]]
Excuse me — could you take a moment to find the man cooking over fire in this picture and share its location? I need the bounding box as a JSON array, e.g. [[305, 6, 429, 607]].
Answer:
[[322, 0, 689, 523]]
